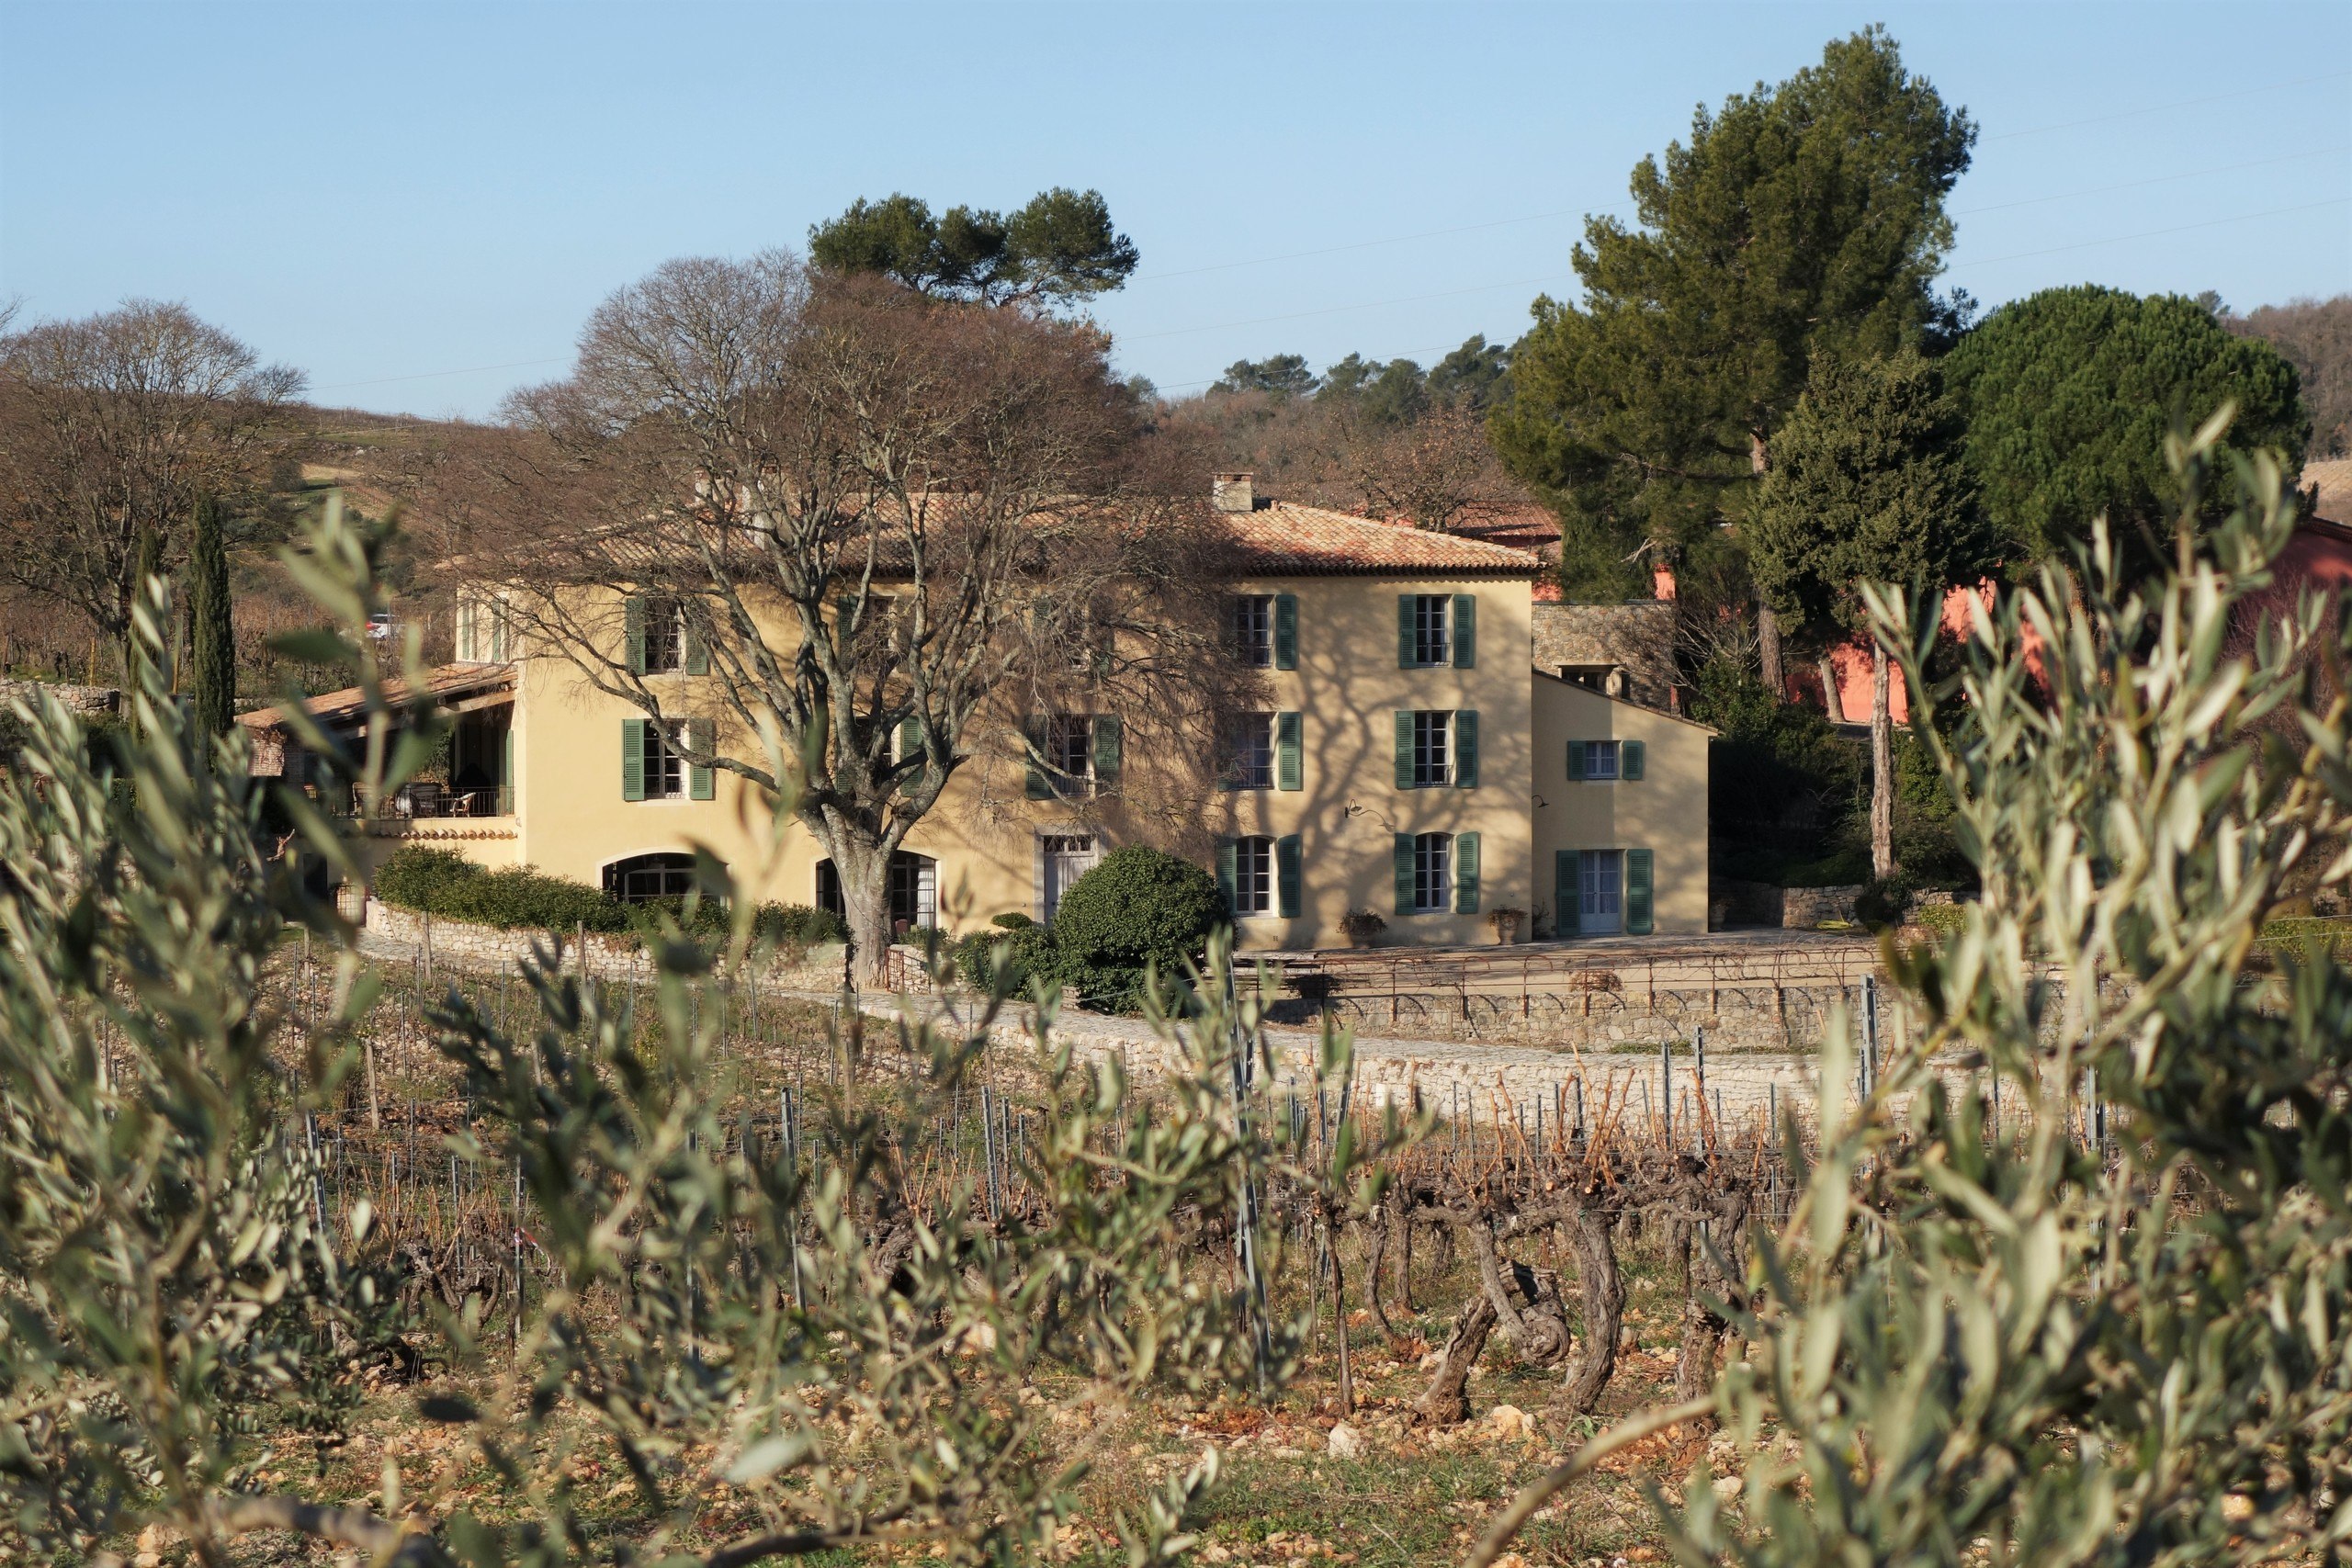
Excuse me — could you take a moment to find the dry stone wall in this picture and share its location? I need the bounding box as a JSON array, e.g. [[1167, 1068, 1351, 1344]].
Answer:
[[361, 900, 848, 987]]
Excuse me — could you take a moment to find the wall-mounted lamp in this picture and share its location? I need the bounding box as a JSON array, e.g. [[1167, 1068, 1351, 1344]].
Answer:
[[1532, 794, 1549, 809]]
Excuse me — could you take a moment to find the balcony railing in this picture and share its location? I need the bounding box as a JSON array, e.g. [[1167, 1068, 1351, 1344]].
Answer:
[[354, 783, 514, 819]]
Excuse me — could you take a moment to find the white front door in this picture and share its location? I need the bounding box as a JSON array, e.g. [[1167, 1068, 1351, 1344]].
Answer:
[[1041, 835, 1100, 922], [1579, 850, 1623, 935]]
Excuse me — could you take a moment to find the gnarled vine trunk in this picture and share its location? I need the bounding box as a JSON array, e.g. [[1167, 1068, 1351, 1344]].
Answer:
[[1413, 1296, 1496, 1427], [1561, 1195, 1624, 1416]]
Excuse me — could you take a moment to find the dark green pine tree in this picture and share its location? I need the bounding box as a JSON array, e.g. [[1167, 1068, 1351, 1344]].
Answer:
[[187, 494, 236, 737], [1490, 25, 1974, 670]]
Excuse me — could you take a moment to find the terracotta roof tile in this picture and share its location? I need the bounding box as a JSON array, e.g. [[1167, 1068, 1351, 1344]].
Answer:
[[1220, 502, 1544, 578], [239, 662, 514, 731]]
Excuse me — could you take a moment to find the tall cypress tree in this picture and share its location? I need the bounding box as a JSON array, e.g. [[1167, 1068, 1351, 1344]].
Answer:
[[187, 494, 235, 737]]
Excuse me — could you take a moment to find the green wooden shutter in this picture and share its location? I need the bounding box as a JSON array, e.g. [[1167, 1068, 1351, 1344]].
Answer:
[[1453, 830, 1481, 914], [621, 718, 647, 802], [1397, 595, 1417, 667], [1566, 740, 1587, 782], [1091, 715, 1122, 793], [1453, 709, 1478, 789], [1452, 593, 1476, 669], [1394, 833, 1415, 915], [1273, 593, 1297, 670], [1622, 739, 1645, 780], [1216, 838, 1238, 915], [897, 716, 921, 765], [687, 719, 715, 800], [1394, 711, 1415, 789], [1276, 834, 1302, 919], [684, 620, 709, 676], [501, 725, 514, 813], [624, 596, 647, 675], [1555, 850, 1575, 934], [1276, 712, 1302, 791], [1625, 848, 1654, 935], [1023, 717, 1050, 800]]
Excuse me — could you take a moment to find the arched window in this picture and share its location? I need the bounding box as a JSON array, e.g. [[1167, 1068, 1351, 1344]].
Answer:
[[816, 852, 937, 933], [603, 852, 697, 903]]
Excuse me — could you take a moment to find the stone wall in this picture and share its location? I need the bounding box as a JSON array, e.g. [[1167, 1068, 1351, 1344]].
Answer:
[[1271, 974, 1876, 1054], [1530, 602, 1677, 708], [1781, 885, 1862, 927], [361, 900, 848, 987], [0, 679, 121, 716]]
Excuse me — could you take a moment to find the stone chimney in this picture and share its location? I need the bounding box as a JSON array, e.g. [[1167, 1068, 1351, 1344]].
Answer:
[[1211, 471, 1257, 513]]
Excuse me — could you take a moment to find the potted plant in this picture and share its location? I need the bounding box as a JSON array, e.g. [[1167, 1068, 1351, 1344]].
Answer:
[[1339, 909, 1385, 949], [1487, 907, 1527, 945]]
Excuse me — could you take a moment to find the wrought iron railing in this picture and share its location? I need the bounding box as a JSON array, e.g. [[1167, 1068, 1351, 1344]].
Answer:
[[353, 783, 514, 820]]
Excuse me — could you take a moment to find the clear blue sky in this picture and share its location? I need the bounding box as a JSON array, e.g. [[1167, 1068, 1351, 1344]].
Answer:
[[4, 2, 2346, 420]]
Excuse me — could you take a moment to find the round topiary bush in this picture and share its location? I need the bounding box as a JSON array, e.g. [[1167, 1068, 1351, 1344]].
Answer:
[[1048, 846, 1223, 1010]]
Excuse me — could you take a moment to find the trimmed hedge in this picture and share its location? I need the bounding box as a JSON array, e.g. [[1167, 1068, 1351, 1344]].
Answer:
[[375, 848, 627, 932], [370, 846, 846, 946]]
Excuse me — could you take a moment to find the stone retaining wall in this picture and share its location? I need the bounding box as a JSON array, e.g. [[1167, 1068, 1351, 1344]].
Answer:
[[361, 900, 847, 987], [1781, 885, 1863, 926], [0, 679, 121, 715], [1272, 977, 1874, 1053]]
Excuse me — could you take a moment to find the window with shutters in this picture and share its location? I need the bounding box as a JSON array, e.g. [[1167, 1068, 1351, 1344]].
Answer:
[[456, 593, 513, 662], [1577, 740, 1621, 780], [1413, 832, 1453, 913], [647, 722, 687, 800], [1231, 835, 1275, 915], [1044, 714, 1094, 792], [640, 596, 684, 674], [1410, 594, 1451, 665], [1231, 595, 1274, 667], [1226, 713, 1276, 790], [1411, 710, 1453, 787]]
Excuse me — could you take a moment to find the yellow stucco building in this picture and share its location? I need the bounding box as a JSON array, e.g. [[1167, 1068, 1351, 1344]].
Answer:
[[265, 485, 1712, 948]]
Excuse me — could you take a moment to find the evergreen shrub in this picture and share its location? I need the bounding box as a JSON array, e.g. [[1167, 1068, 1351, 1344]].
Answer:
[[1049, 846, 1222, 1010], [1853, 874, 1915, 931], [376, 847, 854, 948], [955, 921, 1055, 996]]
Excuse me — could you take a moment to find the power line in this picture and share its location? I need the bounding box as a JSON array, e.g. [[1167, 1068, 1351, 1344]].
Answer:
[[1984, 69, 2349, 141], [1144, 193, 2351, 386], [1949, 197, 2350, 271], [1129, 203, 1615, 284], [1124, 81, 2350, 288], [1953, 145, 2351, 216], [315, 355, 569, 392], [1124, 273, 1574, 343], [311, 77, 2352, 398]]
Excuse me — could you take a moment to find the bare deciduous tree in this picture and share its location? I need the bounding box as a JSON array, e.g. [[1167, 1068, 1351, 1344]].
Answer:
[[0, 300, 302, 672], [1338, 403, 1524, 533], [477, 257, 1245, 978]]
